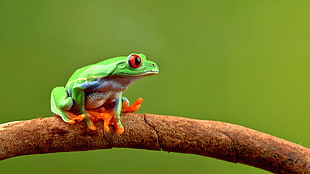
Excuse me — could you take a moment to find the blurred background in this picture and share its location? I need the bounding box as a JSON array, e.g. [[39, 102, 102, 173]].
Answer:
[[1, 0, 309, 173]]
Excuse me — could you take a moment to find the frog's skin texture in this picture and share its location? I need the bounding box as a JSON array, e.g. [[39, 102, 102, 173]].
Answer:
[[51, 53, 159, 134]]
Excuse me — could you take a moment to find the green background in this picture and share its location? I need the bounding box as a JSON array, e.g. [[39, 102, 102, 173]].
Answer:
[[1, 0, 309, 173]]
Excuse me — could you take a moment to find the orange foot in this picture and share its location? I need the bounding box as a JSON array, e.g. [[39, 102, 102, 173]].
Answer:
[[86, 108, 124, 134], [87, 109, 112, 132], [122, 98, 143, 113], [64, 111, 86, 124]]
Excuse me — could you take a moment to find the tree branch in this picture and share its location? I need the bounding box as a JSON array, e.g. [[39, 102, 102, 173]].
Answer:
[[0, 113, 309, 173]]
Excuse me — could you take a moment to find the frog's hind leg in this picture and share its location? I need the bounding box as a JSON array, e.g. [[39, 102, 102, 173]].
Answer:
[[51, 87, 86, 124]]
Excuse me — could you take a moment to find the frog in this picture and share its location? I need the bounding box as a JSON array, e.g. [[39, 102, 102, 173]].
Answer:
[[50, 53, 159, 134]]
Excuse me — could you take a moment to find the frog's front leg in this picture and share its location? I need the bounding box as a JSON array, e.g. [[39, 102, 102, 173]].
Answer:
[[113, 94, 125, 134], [70, 87, 96, 130], [51, 87, 86, 124], [112, 96, 143, 134]]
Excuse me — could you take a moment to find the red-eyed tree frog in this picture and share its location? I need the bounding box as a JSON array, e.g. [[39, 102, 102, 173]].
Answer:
[[51, 53, 159, 134]]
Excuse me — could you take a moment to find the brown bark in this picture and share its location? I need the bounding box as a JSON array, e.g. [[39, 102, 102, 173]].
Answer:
[[0, 113, 309, 173]]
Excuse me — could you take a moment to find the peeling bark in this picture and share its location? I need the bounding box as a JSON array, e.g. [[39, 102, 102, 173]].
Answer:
[[0, 113, 309, 173]]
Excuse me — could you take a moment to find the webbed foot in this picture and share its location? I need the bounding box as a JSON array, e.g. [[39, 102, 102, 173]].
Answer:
[[86, 108, 124, 134], [122, 98, 143, 113], [87, 109, 113, 132], [60, 111, 86, 124]]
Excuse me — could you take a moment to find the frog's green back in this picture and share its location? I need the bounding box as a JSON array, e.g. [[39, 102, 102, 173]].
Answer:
[[65, 56, 126, 85]]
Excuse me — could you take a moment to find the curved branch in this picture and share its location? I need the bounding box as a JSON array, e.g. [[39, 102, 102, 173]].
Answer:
[[0, 113, 309, 173]]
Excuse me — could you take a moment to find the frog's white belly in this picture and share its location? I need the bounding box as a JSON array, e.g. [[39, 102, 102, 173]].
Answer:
[[85, 91, 122, 109], [83, 75, 141, 110]]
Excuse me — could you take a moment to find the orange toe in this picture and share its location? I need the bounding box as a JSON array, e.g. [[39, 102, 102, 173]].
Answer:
[[86, 108, 124, 134], [122, 98, 143, 113], [109, 116, 124, 134], [116, 127, 124, 134], [76, 114, 86, 122], [65, 111, 86, 122], [66, 120, 76, 124], [89, 124, 97, 131], [87, 109, 114, 133], [103, 122, 110, 132]]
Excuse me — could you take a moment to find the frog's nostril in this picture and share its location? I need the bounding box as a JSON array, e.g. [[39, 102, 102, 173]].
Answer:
[[152, 63, 156, 67]]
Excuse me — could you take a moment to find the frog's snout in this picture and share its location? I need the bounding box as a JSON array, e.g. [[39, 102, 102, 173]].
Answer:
[[150, 62, 159, 73]]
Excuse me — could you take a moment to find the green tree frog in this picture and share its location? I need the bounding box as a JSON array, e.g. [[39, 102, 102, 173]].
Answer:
[[51, 53, 159, 134]]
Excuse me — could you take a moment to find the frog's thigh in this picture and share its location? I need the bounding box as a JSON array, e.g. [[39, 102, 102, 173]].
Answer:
[[51, 86, 73, 110], [51, 87, 74, 122]]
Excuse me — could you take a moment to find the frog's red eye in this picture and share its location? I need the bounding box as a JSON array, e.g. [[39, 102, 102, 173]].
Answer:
[[128, 54, 142, 68]]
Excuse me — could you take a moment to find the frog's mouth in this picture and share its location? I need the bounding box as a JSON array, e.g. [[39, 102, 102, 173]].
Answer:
[[120, 70, 159, 76]]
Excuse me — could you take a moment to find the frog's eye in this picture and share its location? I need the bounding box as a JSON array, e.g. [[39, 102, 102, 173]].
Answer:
[[128, 54, 142, 68]]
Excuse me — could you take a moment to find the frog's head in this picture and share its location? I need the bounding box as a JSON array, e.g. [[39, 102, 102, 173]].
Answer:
[[112, 53, 159, 77]]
